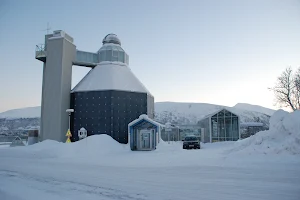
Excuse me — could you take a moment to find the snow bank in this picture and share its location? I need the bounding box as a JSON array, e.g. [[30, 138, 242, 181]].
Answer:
[[5, 135, 130, 159], [62, 134, 130, 158], [227, 110, 300, 155]]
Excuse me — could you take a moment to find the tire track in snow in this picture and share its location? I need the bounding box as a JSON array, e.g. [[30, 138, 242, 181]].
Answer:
[[0, 170, 148, 200]]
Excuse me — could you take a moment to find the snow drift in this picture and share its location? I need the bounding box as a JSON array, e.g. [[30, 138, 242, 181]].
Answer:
[[4, 135, 130, 159], [227, 110, 300, 155]]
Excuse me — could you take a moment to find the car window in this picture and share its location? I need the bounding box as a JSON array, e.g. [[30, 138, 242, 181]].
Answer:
[[185, 137, 197, 141]]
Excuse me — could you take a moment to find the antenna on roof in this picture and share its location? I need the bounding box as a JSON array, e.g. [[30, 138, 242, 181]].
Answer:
[[41, 22, 51, 34]]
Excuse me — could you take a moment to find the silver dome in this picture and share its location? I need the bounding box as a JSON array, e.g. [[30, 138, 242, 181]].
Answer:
[[102, 34, 121, 45]]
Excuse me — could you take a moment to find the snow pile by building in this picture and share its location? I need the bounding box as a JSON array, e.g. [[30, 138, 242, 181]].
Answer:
[[62, 134, 130, 158], [3, 135, 129, 159], [227, 110, 300, 155]]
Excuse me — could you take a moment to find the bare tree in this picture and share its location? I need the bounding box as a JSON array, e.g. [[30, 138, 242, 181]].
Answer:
[[294, 68, 300, 109], [270, 67, 300, 111]]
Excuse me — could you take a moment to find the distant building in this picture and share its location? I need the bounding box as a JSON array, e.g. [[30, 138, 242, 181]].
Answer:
[[198, 109, 240, 143], [178, 124, 202, 141], [240, 122, 267, 139], [161, 124, 181, 142]]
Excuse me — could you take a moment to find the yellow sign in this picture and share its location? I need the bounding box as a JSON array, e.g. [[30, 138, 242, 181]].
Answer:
[[65, 129, 72, 143], [66, 129, 72, 137], [66, 137, 71, 143]]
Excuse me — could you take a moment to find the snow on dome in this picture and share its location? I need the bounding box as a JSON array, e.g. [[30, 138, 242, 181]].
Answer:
[[102, 34, 121, 45], [71, 62, 152, 95]]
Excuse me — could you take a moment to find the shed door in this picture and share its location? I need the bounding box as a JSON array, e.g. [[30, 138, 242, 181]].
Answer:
[[140, 130, 151, 149]]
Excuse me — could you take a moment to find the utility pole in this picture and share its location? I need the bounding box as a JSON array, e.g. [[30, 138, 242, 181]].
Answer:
[[42, 22, 51, 34]]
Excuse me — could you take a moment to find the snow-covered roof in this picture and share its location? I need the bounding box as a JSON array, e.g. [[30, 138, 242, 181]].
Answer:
[[199, 108, 240, 121], [128, 114, 164, 128], [71, 62, 152, 95]]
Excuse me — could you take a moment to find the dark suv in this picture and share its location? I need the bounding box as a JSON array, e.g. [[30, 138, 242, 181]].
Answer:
[[182, 136, 200, 149]]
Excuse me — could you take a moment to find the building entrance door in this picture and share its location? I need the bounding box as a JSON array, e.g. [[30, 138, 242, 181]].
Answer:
[[139, 130, 152, 150]]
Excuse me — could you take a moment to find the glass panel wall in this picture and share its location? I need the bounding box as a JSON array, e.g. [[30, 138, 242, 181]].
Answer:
[[232, 117, 239, 140], [211, 117, 218, 142], [118, 51, 124, 62], [98, 49, 128, 64], [225, 117, 232, 141], [210, 109, 239, 142], [112, 50, 118, 61], [106, 50, 112, 61], [76, 51, 98, 64], [218, 113, 225, 141]]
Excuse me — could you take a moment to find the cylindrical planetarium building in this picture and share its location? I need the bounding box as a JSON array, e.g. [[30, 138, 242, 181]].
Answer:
[[70, 34, 154, 144]]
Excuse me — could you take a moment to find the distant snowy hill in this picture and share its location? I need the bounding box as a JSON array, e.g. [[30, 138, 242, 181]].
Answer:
[[0, 106, 40, 119], [0, 102, 273, 133], [0, 107, 40, 133], [233, 103, 275, 116]]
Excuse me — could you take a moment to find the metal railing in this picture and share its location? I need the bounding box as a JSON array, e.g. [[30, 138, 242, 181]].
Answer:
[[36, 44, 45, 51], [35, 44, 46, 57]]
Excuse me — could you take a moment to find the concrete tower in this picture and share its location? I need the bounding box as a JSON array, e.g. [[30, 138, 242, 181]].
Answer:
[[36, 31, 76, 142]]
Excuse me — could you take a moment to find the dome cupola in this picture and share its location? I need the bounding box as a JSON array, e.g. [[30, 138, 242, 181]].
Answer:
[[102, 34, 121, 45], [98, 33, 129, 65]]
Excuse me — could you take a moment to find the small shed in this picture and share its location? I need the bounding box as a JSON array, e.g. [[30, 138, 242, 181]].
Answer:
[[128, 114, 163, 151], [10, 136, 25, 147]]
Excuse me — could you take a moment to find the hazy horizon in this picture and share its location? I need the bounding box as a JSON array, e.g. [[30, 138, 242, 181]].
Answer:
[[1, 0, 299, 112], [0, 101, 276, 113]]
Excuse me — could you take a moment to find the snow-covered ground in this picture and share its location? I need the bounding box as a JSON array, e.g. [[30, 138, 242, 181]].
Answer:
[[1, 110, 299, 200], [0, 138, 299, 199]]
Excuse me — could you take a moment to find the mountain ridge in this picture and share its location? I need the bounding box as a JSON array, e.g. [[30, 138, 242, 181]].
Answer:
[[233, 103, 275, 116], [0, 102, 275, 133], [0, 102, 275, 119]]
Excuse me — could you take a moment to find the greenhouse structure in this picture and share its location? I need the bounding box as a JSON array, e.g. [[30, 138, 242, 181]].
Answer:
[[198, 109, 240, 143]]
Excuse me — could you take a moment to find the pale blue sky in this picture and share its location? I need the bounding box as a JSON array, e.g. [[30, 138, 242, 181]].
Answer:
[[0, 0, 300, 112]]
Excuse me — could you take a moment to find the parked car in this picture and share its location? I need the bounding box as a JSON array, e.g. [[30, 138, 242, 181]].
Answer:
[[182, 136, 200, 149]]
